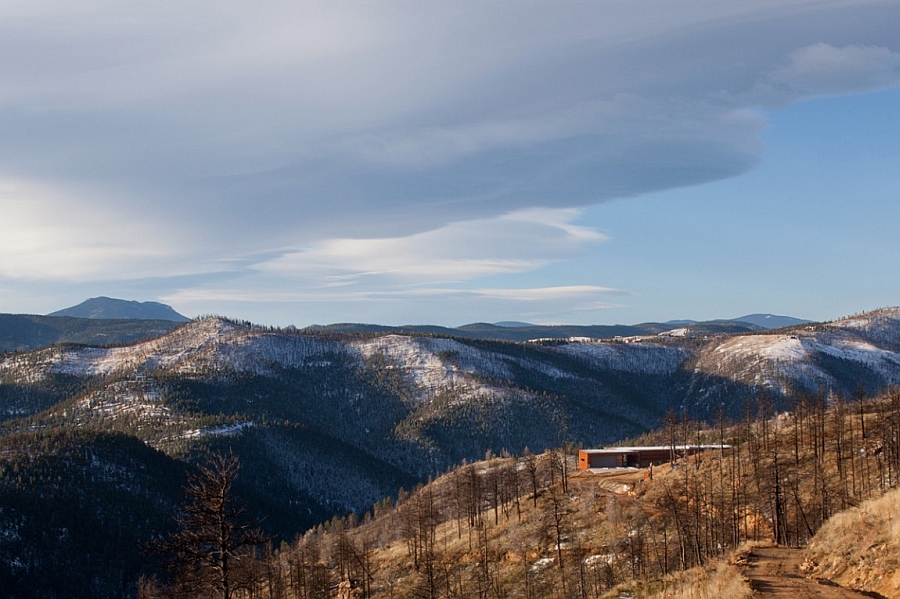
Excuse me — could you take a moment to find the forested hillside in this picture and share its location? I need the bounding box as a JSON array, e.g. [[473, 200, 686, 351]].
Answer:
[[0, 431, 186, 597], [136, 387, 900, 599], [0, 313, 182, 352]]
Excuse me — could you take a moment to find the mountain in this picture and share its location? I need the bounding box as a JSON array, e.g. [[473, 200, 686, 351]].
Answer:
[[664, 319, 697, 326], [1, 306, 899, 597], [0, 430, 188, 598], [3, 308, 899, 483], [492, 321, 535, 327], [48, 297, 190, 322], [665, 314, 811, 330], [731, 313, 812, 329], [29, 300, 804, 344], [0, 298, 190, 351]]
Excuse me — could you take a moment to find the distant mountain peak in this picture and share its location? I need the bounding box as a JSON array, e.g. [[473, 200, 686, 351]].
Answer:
[[731, 314, 811, 330], [48, 297, 190, 322], [492, 321, 535, 328], [663, 319, 698, 326]]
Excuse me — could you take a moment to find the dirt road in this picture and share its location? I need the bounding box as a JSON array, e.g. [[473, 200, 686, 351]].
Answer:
[[742, 546, 877, 598]]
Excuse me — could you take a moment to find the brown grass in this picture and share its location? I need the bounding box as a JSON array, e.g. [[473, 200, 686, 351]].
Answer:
[[805, 486, 900, 598], [601, 555, 753, 599]]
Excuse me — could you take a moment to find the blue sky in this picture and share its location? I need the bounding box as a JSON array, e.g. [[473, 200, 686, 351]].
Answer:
[[1, 1, 899, 327]]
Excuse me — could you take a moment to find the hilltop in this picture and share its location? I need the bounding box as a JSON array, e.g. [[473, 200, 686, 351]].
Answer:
[[302, 312, 803, 342], [48, 297, 190, 322]]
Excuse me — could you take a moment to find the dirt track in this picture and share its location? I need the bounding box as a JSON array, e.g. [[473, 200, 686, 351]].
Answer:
[[742, 546, 877, 598]]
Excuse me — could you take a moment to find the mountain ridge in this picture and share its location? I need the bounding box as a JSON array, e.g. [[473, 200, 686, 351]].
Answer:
[[731, 313, 812, 329], [48, 296, 190, 322], [3, 298, 811, 351], [4, 308, 899, 465], [303, 318, 764, 342]]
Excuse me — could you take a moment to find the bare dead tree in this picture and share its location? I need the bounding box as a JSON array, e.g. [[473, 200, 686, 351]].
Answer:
[[156, 452, 269, 599]]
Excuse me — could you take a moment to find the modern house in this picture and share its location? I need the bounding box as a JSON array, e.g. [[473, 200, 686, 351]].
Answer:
[[577, 445, 729, 470]]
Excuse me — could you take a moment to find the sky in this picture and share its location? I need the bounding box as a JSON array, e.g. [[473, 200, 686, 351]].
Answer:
[[1, 0, 899, 327]]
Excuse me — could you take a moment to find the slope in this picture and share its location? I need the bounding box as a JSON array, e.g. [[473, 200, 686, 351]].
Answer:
[[805, 485, 900, 597], [0, 430, 187, 599], [233, 387, 900, 599]]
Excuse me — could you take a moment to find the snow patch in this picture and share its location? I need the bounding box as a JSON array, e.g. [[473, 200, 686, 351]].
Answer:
[[181, 422, 253, 439], [353, 335, 572, 403], [584, 554, 615, 567], [531, 557, 555, 572]]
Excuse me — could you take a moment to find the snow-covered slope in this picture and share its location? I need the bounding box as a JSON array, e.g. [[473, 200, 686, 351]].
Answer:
[[691, 307, 900, 398], [827, 307, 900, 351], [1, 318, 345, 380], [6, 309, 900, 425], [5, 309, 900, 463]]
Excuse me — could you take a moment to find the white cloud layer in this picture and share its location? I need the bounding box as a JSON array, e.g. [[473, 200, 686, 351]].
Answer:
[[259, 209, 605, 283], [156, 208, 612, 320], [763, 42, 900, 101], [1, 0, 899, 321]]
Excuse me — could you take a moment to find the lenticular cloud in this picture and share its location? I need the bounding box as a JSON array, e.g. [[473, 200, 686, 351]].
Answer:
[[0, 0, 898, 283]]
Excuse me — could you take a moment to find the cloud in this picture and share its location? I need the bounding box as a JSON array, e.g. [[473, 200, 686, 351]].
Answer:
[[163, 284, 623, 326], [166, 284, 620, 305], [471, 286, 622, 302], [159, 209, 616, 324], [1, 0, 899, 322], [764, 43, 900, 101], [258, 208, 606, 284], [0, 178, 181, 280]]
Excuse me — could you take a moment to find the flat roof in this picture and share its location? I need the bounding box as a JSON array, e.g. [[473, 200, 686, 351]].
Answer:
[[580, 445, 730, 455]]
